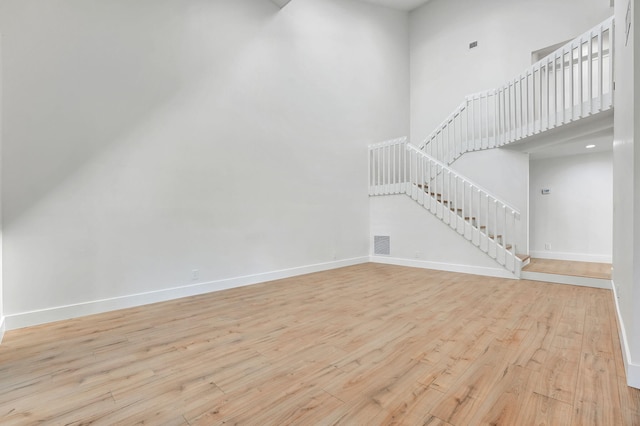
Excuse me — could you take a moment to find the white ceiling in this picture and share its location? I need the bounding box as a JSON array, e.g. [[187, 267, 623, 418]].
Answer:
[[527, 128, 613, 160], [505, 126, 613, 160], [356, 0, 431, 12]]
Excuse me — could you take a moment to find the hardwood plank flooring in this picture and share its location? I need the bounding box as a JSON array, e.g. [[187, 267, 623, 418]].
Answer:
[[0, 263, 638, 425], [522, 258, 612, 279]]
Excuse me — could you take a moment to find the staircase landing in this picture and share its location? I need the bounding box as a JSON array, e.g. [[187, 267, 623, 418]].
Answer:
[[521, 258, 612, 289]]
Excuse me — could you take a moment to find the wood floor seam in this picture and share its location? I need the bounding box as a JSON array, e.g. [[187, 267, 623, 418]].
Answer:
[[0, 263, 637, 425]]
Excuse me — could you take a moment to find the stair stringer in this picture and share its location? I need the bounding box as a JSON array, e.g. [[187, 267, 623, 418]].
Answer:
[[369, 139, 526, 277], [370, 194, 520, 279]]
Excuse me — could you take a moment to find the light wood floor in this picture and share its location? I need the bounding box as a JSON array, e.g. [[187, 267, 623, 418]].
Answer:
[[1, 263, 638, 425], [522, 258, 612, 279]]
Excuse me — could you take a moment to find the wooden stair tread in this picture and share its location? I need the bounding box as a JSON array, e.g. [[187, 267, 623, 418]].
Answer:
[[406, 183, 519, 273], [413, 189, 511, 255]]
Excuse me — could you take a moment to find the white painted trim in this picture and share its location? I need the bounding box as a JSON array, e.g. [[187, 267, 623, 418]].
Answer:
[[529, 250, 612, 263], [4, 257, 369, 331], [520, 271, 612, 289], [369, 256, 518, 280], [611, 281, 640, 389], [0, 317, 5, 344]]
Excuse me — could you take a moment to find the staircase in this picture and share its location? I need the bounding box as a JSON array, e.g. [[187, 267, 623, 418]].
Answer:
[[369, 17, 614, 277], [369, 138, 525, 275], [420, 16, 613, 166]]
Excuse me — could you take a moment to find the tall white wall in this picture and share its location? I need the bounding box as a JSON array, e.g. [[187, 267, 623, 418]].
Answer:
[[0, 33, 3, 340], [613, 0, 640, 388], [530, 150, 613, 262], [0, 0, 409, 327]]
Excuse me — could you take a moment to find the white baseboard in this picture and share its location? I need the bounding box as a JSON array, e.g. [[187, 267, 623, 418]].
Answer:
[[529, 250, 612, 263], [0, 317, 5, 344], [370, 256, 517, 280], [611, 280, 640, 389], [4, 257, 369, 331], [520, 271, 611, 289]]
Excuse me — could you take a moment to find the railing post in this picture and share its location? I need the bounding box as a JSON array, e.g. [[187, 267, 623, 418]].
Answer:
[[546, 58, 552, 130], [537, 65, 542, 133], [461, 179, 466, 235], [560, 50, 565, 123], [524, 72, 530, 136], [598, 24, 604, 111], [579, 37, 584, 117], [492, 91, 497, 148], [502, 205, 509, 268], [373, 146, 378, 195], [483, 94, 489, 149], [588, 30, 593, 113], [609, 19, 615, 107], [569, 46, 574, 121], [518, 77, 523, 139]]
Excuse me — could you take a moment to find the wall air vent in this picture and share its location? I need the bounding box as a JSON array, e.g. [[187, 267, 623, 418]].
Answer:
[[374, 236, 391, 256]]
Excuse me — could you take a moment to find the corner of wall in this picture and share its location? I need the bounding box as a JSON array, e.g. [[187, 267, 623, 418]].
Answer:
[[611, 280, 640, 389], [0, 317, 5, 344]]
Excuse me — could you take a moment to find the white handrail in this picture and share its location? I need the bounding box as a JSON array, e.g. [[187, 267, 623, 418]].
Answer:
[[368, 137, 408, 196], [406, 144, 521, 218], [419, 16, 615, 164], [369, 140, 522, 273], [420, 100, 467, 147]]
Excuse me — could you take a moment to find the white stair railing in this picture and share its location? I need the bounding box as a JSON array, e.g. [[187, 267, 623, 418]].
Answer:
[[369, 140, 522, 274], [420, 16, 614, 164], [368, 137, 408, 196]]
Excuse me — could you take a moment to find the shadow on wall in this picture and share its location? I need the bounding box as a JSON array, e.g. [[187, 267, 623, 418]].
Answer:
[[0, 0, 290, 311], [1, 0, 405, 314], [0, 0, 278, 228]]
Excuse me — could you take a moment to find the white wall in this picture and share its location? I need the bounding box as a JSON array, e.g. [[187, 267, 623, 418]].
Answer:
[[0, 33, 3, 340], [633, 0, 640, 387], [613, 0, 640, 388], [0, 0, 409, 327], [530, 150, 613, 262], [450, 148, 530, 254]]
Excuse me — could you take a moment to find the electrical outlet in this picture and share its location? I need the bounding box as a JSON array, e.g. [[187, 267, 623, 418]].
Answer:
[[191, 269, 199, 281], [544, 243, 551, 251]]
